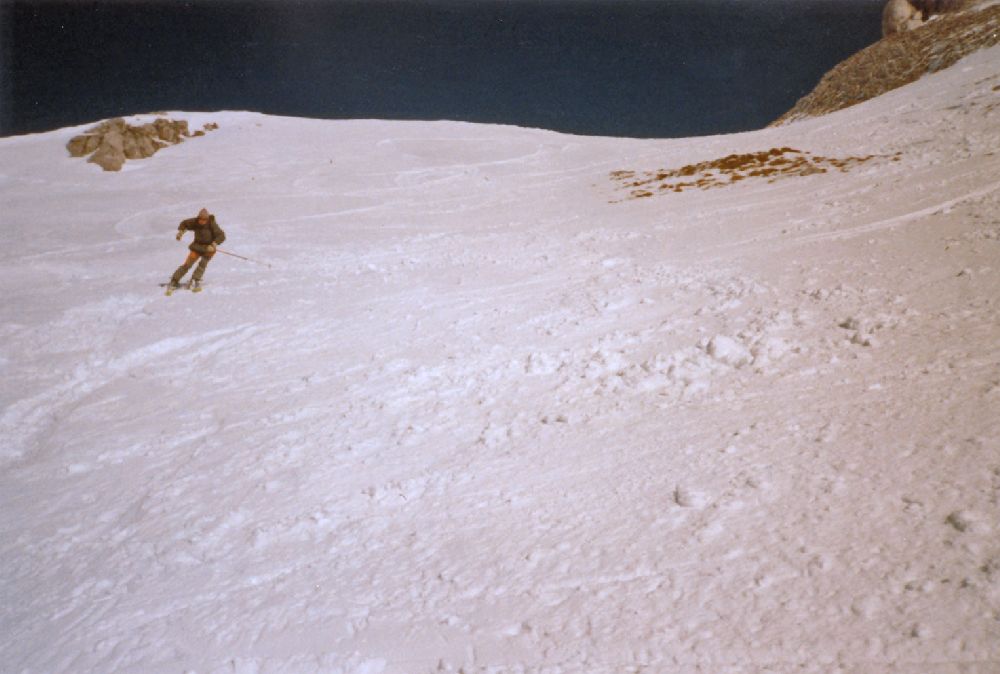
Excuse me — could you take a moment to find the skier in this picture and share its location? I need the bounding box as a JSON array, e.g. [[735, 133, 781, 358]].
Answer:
[[167, 208, 226, 293]]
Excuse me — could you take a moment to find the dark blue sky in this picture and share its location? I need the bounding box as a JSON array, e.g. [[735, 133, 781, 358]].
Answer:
[[0, 0, 883, 139]]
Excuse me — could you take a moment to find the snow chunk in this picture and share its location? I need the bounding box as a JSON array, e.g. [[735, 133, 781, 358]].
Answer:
[[479, 422, 511, 450], [673, 484, 708, 508], [706, 335, 752, 368], [525, 351, 561, 375], [945, 510, 990, 534]]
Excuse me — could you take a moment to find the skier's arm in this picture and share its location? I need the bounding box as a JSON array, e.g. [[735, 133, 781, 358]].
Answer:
[[211, 220, 226, 245]]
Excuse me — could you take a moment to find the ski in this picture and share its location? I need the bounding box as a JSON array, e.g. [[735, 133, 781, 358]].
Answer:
[[160, 281, 204, 295]]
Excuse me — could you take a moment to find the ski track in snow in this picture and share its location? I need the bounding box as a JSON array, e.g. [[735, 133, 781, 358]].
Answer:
[[1, 48, 1000, 673]]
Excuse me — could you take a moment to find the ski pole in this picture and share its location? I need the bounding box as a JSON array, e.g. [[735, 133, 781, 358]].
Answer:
[[215, 247, 271, 269]]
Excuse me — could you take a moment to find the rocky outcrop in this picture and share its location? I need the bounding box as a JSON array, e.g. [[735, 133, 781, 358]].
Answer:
[[883, 0, 926, 36], [883, 0, 969, 36], [773, 2, 999, 125], [67, 117, 217, 171]]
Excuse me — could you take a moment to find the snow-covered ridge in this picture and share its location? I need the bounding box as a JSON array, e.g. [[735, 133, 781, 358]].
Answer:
[[774, 1, 1000, 123], [1, 47, 998, 673]]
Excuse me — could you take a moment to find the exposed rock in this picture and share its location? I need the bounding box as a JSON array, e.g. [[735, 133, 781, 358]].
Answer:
[[122, 125, 160, 160], [883, 0, 925, 36], [66, 116, 216, 171], [609, 147, 899, 200], [88, 124, 126, 172], [154, 117, 188, 143], [884, 0, 969, 37], [67, 133, 101, 157], [773, 2, 999, 125], [913, 0, 971, 19]]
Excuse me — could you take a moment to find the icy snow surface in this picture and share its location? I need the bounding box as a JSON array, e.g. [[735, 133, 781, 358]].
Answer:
[[2, 47, 999, 674]]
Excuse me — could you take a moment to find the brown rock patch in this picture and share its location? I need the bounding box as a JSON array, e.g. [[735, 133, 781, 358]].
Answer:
[[611, 147, 900, 201]]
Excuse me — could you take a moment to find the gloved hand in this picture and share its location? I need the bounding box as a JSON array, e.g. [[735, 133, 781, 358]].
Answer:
[[207, 244, 217, 254], [175, 231, 183, 241]]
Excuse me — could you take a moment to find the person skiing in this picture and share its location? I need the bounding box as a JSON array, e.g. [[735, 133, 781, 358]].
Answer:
[[167, 208, 226, 293]]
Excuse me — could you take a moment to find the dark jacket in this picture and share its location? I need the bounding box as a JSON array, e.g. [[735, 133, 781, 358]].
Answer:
[[179, 215, 226, 254]]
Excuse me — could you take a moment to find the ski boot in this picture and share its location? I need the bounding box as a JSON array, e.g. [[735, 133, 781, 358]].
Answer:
[[190, 278, 203, 293]]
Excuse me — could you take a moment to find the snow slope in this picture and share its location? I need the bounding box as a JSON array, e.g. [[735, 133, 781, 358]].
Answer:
[[1, 46, 999, 674]]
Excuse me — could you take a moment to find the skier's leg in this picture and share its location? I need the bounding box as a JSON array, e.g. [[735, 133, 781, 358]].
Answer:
[[192, 251, 215, 282], [171, 251, 200, 285]]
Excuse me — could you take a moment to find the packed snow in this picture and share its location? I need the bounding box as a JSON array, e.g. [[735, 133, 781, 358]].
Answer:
[[1, 46, 999, 674]]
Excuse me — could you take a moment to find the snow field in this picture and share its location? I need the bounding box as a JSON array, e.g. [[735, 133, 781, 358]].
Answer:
[[1, 46, 999, 673]]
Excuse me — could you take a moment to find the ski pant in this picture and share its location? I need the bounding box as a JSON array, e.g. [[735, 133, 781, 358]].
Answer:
[[171, 250, 215, 284]]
